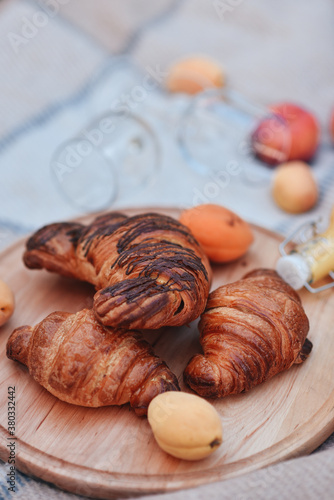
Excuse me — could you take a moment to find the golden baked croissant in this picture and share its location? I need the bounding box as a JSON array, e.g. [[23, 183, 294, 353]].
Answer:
[[6, 309, 179, 416], [23, 212, 211, 330], [184, 269, 312, 398]]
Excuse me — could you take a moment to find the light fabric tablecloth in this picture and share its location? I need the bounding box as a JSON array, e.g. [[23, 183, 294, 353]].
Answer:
[[0, 0, 333, 498]]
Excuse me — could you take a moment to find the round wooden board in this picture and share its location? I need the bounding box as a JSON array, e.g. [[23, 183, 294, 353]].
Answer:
[[1, 207, 334, 499]]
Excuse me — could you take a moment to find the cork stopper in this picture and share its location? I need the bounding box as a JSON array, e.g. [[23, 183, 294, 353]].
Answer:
[[276, 254, 311, 290]]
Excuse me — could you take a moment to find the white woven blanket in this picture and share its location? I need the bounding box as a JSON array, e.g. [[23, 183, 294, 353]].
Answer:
[[0, 0, 333, 498]]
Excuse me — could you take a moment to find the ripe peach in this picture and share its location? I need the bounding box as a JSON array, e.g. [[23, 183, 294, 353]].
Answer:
[[330, 108, 334, 143], [251, 103, 319, 165], [166, 56, 225, 95]]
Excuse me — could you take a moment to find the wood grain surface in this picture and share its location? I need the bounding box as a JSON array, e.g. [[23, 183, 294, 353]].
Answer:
[[0, 207, 333, 499]]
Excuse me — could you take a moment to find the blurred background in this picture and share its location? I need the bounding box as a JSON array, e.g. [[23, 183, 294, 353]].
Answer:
[[1, 0, 333, 251]]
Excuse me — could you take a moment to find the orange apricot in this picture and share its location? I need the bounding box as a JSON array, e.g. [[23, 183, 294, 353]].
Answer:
[[166, 56, 225, 95], [272, 161, 318, 214], [180, 204, 254, 263]]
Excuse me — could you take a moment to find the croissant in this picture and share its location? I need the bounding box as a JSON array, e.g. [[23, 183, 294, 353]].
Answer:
[[184, 269, 312, 398], [23, 212, 211, 330], [6, 309, 179, 416]]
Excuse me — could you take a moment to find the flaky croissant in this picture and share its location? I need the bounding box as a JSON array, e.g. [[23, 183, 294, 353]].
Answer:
[[23, 212, 211, 330], [6, 309, 179, 415], [184, 269, 312, 398]]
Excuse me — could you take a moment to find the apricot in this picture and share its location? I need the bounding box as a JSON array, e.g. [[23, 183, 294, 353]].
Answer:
[[166, 55, 225, 95], [272, 161, 318, 214], [0, 279, 15, 326], [148, 392, 223, 461], [252, 103, 319, 165], [179, 204, 254, 263]]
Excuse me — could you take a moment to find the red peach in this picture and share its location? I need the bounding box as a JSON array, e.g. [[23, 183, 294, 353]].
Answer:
[[330, 108, 334, 143], [251, 103, 319, 166]]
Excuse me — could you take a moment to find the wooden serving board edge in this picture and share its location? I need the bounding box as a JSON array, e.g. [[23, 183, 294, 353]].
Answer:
[[1, 397, 334, 500], [0, 207, 333, 499]]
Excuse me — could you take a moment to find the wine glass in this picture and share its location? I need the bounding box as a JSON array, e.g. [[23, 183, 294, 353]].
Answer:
[[50, 110, 160, 212], [178, 88, 291, 187]]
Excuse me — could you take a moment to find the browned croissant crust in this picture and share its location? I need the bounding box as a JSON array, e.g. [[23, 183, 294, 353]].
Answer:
[[23, 213, 211, 330], [6, 309, 180, 416], [184, 269, 312, 398]]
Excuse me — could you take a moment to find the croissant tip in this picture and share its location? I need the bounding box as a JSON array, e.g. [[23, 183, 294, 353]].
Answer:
[[295, 337, 313, 364], [183, 356, 221, 398], [6, 325, 32, 366], [131, 368, 181, 416], [23, 250, 42, 269]]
